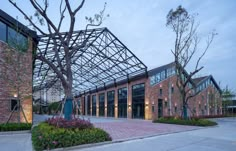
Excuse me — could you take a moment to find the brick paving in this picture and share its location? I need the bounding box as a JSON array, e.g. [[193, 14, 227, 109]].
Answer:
[[93, 119, 201, 141]]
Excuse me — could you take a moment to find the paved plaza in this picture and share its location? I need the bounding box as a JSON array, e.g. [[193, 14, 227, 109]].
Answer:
[[0, 115, 235, 151], [33, 114, 201, 141]]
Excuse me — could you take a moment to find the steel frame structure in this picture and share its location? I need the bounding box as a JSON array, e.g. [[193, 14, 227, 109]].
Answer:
[[33, 27, 147, 95]]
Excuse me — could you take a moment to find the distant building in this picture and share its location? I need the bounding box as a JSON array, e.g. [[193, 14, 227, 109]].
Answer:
[[0, 9, 38, 123], [33, 81, 63, 106], [76, 62, 222, 120]]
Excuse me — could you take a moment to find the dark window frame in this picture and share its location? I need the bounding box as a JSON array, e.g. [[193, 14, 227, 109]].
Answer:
[[10, 99, 19, 111]]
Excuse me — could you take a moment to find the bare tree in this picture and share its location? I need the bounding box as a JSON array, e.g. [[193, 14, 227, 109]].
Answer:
[[166, 6, 216, 119], [9, 0, 108, 120]]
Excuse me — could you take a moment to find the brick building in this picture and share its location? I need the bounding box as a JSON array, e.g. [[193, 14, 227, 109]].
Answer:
[[76, 62, 222, 120], [0, 9, 37, 123]]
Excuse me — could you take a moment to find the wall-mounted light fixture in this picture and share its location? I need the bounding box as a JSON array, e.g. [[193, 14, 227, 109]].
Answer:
[[145, 103, 149, 108], [174, 102, 177, 106], [128, 104, 131, 109], [160, 84, 162, 88], [13, 94, 17, 98]]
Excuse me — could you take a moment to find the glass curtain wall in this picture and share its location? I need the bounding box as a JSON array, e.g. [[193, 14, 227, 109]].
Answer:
[[99, 93, 105, 116], [92, 95, 96, 116], [118, 87, 127, 118], [132, 83, 145, 119], [107, 90, 115, 117]]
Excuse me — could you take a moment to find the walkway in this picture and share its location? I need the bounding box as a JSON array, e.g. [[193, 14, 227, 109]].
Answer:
[[72, 117, 236, 151]]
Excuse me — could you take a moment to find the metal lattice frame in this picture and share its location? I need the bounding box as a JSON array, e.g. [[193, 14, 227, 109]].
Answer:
[[33, 27, 147, 95]]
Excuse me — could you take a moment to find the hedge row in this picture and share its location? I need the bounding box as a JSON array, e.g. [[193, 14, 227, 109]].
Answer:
[[0, 123, 32, 131], [153, 117, 217, 126]]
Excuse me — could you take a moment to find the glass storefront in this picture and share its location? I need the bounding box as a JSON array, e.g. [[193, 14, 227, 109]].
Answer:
[[99, 93, 105, 116], [132, 83, 145, 119], [92, 95, 96, 116], [118, 87, 127, 118], [107, 90, 115, 117]]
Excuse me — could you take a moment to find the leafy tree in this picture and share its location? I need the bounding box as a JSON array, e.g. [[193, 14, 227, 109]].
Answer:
[[222, 86, 235, 114], [166, 6, 216, 119], [9, 0, 108, 120]]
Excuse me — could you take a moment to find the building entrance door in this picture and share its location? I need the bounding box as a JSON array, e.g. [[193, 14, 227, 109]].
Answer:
[[158, 99, 163, 118]]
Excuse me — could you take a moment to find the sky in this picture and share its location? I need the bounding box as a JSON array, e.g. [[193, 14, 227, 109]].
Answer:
[[0, 0, 236, 91]]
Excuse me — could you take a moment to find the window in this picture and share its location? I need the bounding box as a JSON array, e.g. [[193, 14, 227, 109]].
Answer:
[[8, 27, 28, 52], [164, 101, 168, 108], [92, 95, 96, 116], [118, 87, 127, 118], [159, 89, 163, 96], [132, 84, 145, 119], [171, 87, 174, 94], [155, 73, 161, 83], [160, 70, 166, 80], [152, 106, 155, 113], [150, 76, 155, 86], [99, 93, 105, 116], [107, 90, 115, 117], [0, 21, 7, 42], [11, 99, 19, 111], [174, 106, 177, 113]]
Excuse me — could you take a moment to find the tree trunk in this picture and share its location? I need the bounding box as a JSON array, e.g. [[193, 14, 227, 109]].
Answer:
[[183, 103, 188, 120]]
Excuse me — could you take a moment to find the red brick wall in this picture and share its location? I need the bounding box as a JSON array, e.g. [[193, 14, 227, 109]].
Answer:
[[77, 74, 222, 120], [0, 39, 33, 124]]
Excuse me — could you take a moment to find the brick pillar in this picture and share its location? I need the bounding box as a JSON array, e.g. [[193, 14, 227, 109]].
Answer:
[[105, 91, 107, 117], [114, 88, 118, 118], [127, 83, 132, 119], [96, 94, 99, 117]]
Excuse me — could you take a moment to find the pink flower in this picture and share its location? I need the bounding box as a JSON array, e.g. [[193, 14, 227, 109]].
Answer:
[[52, 141, 58, 145]]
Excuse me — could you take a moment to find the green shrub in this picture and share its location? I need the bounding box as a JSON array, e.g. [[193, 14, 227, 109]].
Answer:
[[153, 116, 217, 126], [0, 123, 32, 131], [32, 123, 112, 151]]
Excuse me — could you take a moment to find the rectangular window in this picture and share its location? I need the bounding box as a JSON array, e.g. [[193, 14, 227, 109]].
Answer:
[[92, 95, 96, 116], [155, 73, 161, 83], [150, 76, 156, 86], [99, 93, 105, 116], [159, 89, 162, 96], [174, 106, 177, 113], [107, 90, 115, 117], [118, 87, 127, 118], [132, 83, 145, 119], [160, 70, 166, 80], [171, 87, 174, 94], [0, 21, 7, 42], [86, 95, 91, 115], [152, 106, 155, 113], [8, 27, 28, 52], [11, 99, 19, 111], [164, 101, 168, 108]]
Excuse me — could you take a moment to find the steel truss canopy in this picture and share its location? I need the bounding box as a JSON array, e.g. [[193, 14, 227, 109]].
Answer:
[[33, 27, 147, 95]]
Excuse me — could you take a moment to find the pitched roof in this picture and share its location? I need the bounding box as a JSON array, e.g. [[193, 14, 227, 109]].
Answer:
[[192, 76, 208, 85], [148, 62, 175, 76]]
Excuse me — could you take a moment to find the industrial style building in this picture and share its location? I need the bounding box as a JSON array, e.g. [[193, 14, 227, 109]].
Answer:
[[0, 9, 37, 123], [76, 62, 222, 120]]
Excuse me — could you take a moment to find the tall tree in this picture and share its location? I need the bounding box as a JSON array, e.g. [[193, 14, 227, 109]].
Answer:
[[222, 86, 235, 115], [166, 6, 216, 119], [9, 0, 108, 120]]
